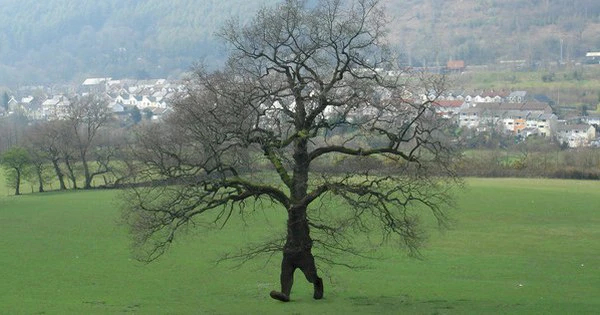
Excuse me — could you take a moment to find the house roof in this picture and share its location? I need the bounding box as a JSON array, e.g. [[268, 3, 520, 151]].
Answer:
[[433, 100, 464, 108], [520, 101, 551, 111], [533, 113, 557, 120], [470, 101, 551, 113], [82, 77, 111, 85], [505, 110, 527, 118], [42, 98, 60, 106], [21, 96, 34, 103], [508, 91, 527, 98], [556, 124, 594, 132]]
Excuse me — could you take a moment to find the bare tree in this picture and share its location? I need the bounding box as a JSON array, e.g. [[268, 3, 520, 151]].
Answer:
[[122, 0, 461, 302], [60, 135, 80, 190], [24, 121, 69, 190], [66, 94, 112, 189], [90, 127, 128, 187], [23, 145, 49, 193]]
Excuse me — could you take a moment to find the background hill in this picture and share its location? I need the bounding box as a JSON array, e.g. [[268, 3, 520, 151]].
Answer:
[[1, 0, 600, 86], [386, 0, 600, 67]]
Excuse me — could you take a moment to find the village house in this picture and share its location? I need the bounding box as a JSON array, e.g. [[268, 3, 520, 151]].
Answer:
[[41, 95, 70, 120], [432, 100, 467, 119], [113, 94, 138, 106], [555, 124, 597, 148], [18, 96, 44, 120], [7, 96, 19, 111], [81, 77, 111, 94], [507, 91, 527, 103], [526, 113, 557, 137], [582, 114, 600, 126], [458, 101, 556, 136], [151, 107, 173, 121]]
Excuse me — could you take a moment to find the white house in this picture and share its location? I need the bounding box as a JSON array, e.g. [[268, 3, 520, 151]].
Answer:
[[432, 100, 466, 118], [507, 91, 527, 103], [555, 124, 596, 148], [458, 102, 555, 136], [41, 95, 71, 120], [582, 115, 600, 126], [82, 77, 111, 93], [526, 113, 557, 137]]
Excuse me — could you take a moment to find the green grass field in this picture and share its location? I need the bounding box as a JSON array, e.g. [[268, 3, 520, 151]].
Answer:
[[1, 177, 599, 314]]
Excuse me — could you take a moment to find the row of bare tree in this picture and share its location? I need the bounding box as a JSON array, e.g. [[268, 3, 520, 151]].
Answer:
[[0, 95, 128, 194]]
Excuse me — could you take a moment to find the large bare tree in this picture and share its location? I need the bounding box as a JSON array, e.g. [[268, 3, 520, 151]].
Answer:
[[123, 0, 460, 302], [66, 94, 112, 189]]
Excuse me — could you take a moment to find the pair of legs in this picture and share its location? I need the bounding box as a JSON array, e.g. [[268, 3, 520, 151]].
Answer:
[[270, 250, 323, 302]]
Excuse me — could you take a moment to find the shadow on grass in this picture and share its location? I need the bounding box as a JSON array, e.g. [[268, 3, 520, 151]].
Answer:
[[346, 295, 473, 313], [347, 294, 415, 307]]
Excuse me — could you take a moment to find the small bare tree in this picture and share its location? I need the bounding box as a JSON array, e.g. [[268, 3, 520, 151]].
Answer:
[[122, 0, 461, 302], [24, 121, 69, 190], [0, 146, 30, 195]]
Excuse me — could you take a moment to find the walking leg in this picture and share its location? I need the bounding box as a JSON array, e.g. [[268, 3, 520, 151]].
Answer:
[[270, 254, 295, 302], [298, 252, 323, 300]]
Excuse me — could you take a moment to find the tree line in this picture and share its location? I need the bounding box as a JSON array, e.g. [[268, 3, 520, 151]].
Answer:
[[0, 95, 130, 195]]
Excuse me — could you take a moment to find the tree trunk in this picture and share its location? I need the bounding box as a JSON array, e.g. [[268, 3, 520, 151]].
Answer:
[[288, 137, 312, 252], [64, 157, 78, 189], [36, 168, 44, 193], [285, 205, 313, 253], [51, 158, 67, 190], [270, 138, 323, 302], [82, 156, 92, 189], [14, 169, 21, 195]]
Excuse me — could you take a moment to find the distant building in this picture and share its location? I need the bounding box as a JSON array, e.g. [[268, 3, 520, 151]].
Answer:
[[81, 77, 111, 93], [507, 91, 527, 103], [458, 102, 556, 136], [585, 52, 600, 64], [432, 100, 466, 118], [446, 60, 465, 72], [582, 114, 600, 126], [41, 95, 71, 120], [555, 124, 596, 148]]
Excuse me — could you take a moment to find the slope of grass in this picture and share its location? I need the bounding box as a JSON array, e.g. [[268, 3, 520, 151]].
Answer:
[[0, 178, 599, 314]]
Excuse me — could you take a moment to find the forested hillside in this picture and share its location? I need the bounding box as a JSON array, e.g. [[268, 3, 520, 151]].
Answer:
[[1, 0, 600, 86], [0, 0, 279, 85], [386, 0, 600, 67]]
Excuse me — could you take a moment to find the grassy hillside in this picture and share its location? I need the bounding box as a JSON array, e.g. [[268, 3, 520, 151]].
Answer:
[[1, 0, 600, 85], [450, 65, 600, 108], [1, 178, 599, 314]]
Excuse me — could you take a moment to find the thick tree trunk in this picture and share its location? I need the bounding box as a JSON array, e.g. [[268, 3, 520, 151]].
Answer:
[[271, 204, 323, 302], [82, 156, 92, 189], [270, 138, 323, 302], [64, 157, 78, 189], [36, 169, 44, 193], [14, 169, 21, 195], [285, 205, 313, 253]]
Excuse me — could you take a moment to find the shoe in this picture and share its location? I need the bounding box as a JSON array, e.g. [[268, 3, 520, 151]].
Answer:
[[270, 290, 290, 302], [313, 278, 323, 300]]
